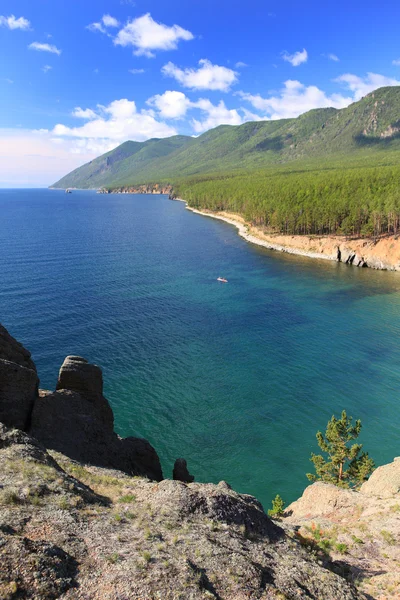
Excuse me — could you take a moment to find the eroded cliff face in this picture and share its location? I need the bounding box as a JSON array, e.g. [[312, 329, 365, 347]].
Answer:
[[0, 323, 367, 599], [189, 210, 400, 272]]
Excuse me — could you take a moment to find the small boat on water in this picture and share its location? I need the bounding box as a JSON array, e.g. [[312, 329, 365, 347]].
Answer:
[[217, 277, 228, 283], [65, 188, 72, 194]]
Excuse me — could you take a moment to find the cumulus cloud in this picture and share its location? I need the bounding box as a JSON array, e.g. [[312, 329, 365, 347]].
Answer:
[[147, 91, 191, 119], [162, 59, 238, 91], [191, 99, 244, 133], [72, 107, 97, 120], [235, 61, 247, 68], [50, 98, 177, 155], [42, 65, 52, 73], [327, 53, 339, 62], [393, 59, 400, 66], [114, 13, 193, 57], [0, 15, 31, 30], [147, 90, 246, 132], [129, 68, 145, 74], [29, 42, 61, 55], [336, 72, 400, 100], [239, 80, 351, 119], [282, 48, 308, 67]]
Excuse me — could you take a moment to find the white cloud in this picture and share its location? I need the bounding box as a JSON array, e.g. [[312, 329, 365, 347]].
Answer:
[[162, 59, 238, 91], [42, 65, 52, 73], [147, 89, 247, 132], [87, 14, 120, 34], [51, 98, 177, 155], [129, 68, 145, 74], [191, 99, 244, 133], [282, 48, 308, 67], [393, 59, 400, 66], [4, 78, 13, 84], [102, 14, 119, 28], [114, 13, 194, 57], [336, 72, 400, 100], [72, 107, 97, 120], [327, 53, 339, 62], [147, 90, 191, 119], [29, 42, 61, 55], [239, 79, 351, 119], [0, 15, 31, 30], [87, 21, 107, 34], [235, 61, 247, 68]]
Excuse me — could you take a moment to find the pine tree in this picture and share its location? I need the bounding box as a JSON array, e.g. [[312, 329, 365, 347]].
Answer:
[[306, 410, 375, 488], [268, 494, 285, 517]]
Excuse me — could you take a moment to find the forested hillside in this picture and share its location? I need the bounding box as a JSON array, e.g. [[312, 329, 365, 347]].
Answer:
[[53, 86, 400, 237]]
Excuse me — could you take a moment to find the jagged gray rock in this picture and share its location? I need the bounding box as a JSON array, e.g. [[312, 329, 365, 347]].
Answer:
[[0, 423, 363, 600]]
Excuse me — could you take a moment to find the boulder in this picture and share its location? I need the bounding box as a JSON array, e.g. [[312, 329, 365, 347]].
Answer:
[[286, 482, 358, 519], [119, 436, 163, 481], [56, 355, 104, 397], [360, 457, 400, 497], [0, 323, 39, 430], [173, 457, 194, 483]]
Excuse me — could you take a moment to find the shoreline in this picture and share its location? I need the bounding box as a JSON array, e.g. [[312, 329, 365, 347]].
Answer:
[[173, 198, 400, 272]]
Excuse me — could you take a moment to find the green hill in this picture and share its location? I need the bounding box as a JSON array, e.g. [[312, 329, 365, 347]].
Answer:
[[53, 86, 400, 190]]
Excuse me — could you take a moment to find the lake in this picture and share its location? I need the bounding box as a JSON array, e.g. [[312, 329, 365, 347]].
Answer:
[[1, 188, 399, 507]]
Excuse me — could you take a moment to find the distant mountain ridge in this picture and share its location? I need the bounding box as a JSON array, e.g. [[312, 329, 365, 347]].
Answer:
[[52, 86, 400, 189]]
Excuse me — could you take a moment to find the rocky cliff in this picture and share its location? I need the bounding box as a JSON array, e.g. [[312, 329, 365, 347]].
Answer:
[[0, 323, 398, 598], [188, 209, 400, 272]]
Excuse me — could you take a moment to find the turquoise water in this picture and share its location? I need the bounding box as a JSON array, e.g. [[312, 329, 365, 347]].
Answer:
[[1, 189, 399, 507]]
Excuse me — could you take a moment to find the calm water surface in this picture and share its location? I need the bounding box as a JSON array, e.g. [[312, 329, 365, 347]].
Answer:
[[1, 189, 399, 506]]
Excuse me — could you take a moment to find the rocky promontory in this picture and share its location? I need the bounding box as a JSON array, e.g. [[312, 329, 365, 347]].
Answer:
[[0, 322, 398, 598]]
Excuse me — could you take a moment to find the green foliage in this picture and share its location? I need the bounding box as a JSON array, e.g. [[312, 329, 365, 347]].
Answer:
[[118, 494, 136, 503], [307, 410, 375, 488], [54, 86, 400, 239], [54, 86, 400, 195], [268, 494, 285, 517], [334, 542, 348, 554]]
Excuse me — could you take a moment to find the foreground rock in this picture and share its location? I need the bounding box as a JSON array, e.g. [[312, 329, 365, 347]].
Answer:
[[0, 322, 162, 481], [285, 465, 400, 600], [0, 325, 38, 430], [30, 356, 162, 481], [0, 423, 362, 600]]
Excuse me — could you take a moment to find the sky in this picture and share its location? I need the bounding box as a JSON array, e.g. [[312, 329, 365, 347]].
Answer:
[[1, 0, 400, 186]]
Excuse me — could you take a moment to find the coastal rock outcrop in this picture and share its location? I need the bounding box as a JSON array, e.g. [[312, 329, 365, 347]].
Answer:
[[173, 457, 194, 483], [30, 355, 162, 481], [360, 456, 400, 497], [0, 322, 162, 481], [284, 478, 400, 599], [0, 325, 38, 430]]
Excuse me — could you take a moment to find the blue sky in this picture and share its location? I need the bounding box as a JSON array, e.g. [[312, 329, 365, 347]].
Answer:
[[1, 0, 400, 186]]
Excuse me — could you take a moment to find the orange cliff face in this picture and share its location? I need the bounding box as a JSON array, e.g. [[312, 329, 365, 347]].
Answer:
[[194, 210, 400, 272]]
